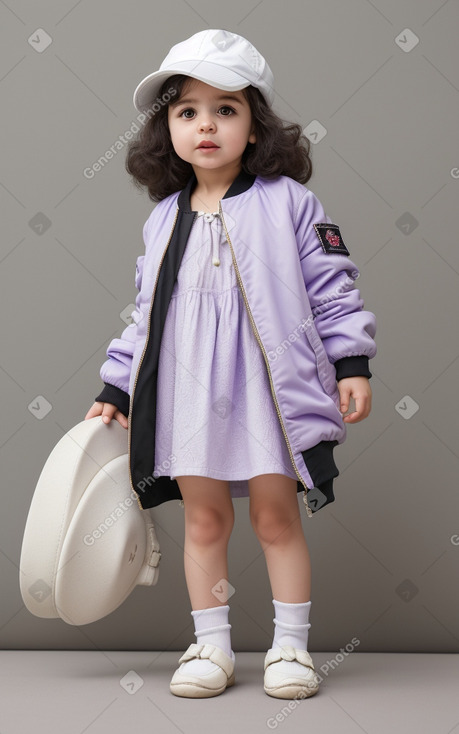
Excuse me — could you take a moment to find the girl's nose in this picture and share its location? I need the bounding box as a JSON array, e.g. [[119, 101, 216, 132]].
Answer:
[[199, 118, 216, 132]]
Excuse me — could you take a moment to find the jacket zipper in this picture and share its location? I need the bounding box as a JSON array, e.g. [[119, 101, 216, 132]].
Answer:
[[218, 202, 313, 518], [128, 207, 180, 511]]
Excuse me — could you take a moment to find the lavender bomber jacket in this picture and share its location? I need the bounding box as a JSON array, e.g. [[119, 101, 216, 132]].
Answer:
[[95, 169, 377, 518]]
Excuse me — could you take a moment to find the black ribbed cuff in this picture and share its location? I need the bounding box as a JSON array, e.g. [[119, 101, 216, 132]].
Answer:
[[94, 382, 130, 418], [334, 356, 372, 381]]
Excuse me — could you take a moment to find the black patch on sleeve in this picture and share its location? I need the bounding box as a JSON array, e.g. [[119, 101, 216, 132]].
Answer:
[[313, 223, 350, 256]]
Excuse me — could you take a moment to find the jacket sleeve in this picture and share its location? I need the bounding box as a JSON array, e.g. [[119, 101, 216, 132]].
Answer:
[[94, 216, 150, 417], [295, 188, 377, 381]]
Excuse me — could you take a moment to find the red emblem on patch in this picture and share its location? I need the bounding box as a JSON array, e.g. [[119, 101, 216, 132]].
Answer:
[[325, 230, 341, 248]]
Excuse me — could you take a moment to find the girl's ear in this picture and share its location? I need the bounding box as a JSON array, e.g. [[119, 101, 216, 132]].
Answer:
[[249, 128, 256, 144]]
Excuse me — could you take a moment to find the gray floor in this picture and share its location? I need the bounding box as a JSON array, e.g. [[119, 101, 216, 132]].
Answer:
[[1, 651, 458, 733]]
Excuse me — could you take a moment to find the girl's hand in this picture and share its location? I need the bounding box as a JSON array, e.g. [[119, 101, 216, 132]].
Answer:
[[84, 402, 129, 429], [337, 376, 372, 423]]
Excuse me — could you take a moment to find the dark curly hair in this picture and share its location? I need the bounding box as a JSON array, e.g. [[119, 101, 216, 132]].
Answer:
[[125, 74, 313, 202]]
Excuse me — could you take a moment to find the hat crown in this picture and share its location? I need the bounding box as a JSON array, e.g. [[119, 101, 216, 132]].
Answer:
[[161, 29, 267, 79]]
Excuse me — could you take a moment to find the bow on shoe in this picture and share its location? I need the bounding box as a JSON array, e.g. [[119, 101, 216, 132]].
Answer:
[[178, 643, 206, 664], [177, 643, 235, 681], [264, 645, 316, 672]]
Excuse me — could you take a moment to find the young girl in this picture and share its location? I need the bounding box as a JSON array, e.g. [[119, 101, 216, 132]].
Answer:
[[85, 29, 376, 700]]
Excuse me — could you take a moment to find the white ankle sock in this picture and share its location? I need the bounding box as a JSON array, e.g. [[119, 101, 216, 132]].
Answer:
[[178, 605, 234, 677], [272, 598, 311, 650], [270, 599, 312, 676]]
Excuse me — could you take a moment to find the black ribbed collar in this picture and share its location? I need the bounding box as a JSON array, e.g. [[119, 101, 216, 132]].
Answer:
[[178, 168, 257, 212]]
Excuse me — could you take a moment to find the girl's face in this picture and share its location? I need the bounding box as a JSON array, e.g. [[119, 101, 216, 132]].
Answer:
[[167, 78, 256, 178]]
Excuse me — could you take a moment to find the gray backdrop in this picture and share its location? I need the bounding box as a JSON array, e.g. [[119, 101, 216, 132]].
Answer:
[[2, 0, 458, 653]]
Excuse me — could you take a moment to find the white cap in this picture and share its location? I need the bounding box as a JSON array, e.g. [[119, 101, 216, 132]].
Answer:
[[133, 28, 275, 112]]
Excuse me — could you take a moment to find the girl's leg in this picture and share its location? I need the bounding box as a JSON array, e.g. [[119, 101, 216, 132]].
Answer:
[[249, 475, 318, 691], [248, 473, 311, 602], [171, 476, 235, 685], [175, 475, 234, 610]]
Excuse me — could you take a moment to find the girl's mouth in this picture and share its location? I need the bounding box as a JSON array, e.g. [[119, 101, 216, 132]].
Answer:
[[197, 141, 220, 151]]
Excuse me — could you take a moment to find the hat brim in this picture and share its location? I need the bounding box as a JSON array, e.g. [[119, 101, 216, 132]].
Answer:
[[133, 62, 252, 112]]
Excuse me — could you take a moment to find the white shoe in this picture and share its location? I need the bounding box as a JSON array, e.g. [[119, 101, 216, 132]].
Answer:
[[264, 645, 320, 699], [170, 643, 235, 698]]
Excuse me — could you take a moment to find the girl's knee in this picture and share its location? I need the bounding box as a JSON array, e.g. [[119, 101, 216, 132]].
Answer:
[[250, 506, 298, 545], [186, 505, 234, 546]]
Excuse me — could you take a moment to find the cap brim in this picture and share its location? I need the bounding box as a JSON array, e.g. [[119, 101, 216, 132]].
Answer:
[[133, 70, 180, 112], [133, 63, 252, 112]]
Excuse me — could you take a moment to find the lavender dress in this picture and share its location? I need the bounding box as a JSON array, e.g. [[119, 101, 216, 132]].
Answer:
[[153, 209, 298, 498]]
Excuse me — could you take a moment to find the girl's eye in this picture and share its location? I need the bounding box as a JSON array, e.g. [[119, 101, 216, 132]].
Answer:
[[179, 106, 235, 119]]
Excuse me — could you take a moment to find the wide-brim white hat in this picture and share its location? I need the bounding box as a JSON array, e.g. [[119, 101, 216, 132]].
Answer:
[[19, 416, 161, 626], [133, 28, 275, 112]]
